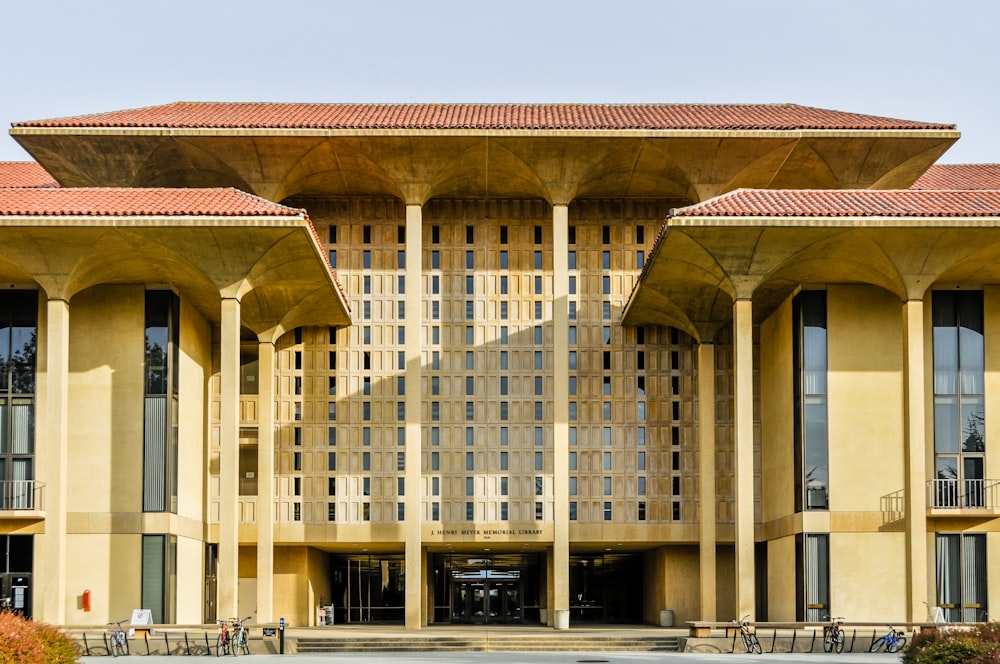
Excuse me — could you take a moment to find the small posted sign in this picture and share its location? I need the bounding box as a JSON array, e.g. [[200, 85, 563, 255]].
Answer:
[[129, 608, 153, 638]]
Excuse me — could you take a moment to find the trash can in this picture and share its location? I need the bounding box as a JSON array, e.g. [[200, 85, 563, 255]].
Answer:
[[324, 605, 335, 625], [554, 609, 570, 630], [660, 609, 674, 627]]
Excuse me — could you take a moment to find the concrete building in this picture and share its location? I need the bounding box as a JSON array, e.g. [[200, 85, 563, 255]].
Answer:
[[0, 102, 995, 629]]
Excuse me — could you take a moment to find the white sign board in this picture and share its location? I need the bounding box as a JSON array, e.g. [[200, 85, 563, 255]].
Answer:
[[129, 608, 153, 637]]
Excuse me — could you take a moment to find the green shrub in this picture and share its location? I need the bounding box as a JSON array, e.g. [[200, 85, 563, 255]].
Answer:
[[0, 612, 78, 664], [903, 623, 1000, 664]]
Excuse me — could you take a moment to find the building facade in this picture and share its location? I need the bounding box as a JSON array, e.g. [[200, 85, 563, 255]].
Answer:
[[0, 103, 996, 629]]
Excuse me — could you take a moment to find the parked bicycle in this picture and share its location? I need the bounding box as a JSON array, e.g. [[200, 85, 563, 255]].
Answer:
[[824, 615, 846, 653], [232, 616, 252, 655], [216, 619, 231, 656], [107, 620, 129, 657], [869, 624, 907, 653], [734, 614, 762, 654]]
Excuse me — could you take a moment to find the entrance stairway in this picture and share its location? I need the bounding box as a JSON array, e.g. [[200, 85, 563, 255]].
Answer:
[[294, 628, 682, 654]]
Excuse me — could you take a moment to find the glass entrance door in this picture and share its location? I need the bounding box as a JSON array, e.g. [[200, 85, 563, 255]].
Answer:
[[451, 579, 522, 624]]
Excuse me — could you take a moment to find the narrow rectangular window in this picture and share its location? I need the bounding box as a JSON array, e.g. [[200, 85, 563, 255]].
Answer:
[[794, 291, 829, 512], [141, 534, 176, 624], [796, 533, 830, 622]]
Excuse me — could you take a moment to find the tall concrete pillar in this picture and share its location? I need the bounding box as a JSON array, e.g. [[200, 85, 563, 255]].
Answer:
[[698, 342, 718, 621], [256, 340, 276, 623], [551, 203, 570, 628], [218, 297, 241, 620], [733, 299, 756, 620], [404, 204, 424, 629], [902, 299, 928, 621], [41, 298, 70, 623]]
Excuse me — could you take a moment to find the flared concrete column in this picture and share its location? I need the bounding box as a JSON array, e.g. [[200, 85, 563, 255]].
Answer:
[[698, 342, 717, 621], [404, 204, 423, 629], [41, 298, 69, 623], [551, 203, 570, 628], [218, 297, 241, 621], [733, 299, 756, 620], [256, 340, 276, 623], [902, 299, 928, 622]]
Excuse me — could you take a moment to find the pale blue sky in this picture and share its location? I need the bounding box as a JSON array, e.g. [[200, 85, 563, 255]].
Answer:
[[2, 0, 996, 164]]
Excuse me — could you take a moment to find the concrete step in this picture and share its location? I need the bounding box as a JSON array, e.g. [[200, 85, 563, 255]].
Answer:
[[295, 635, 681, 653]]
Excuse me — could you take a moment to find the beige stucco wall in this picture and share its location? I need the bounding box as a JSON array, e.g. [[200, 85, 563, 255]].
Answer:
[[831, 532, 906, 621], [642, 545, 699, 625], [274, 547, 310, 626], [828, 285, 905, 513], [178, 297, 211, 523], [766, 536, 796, 621], [984, 287, 1000, 484], [715, 545, 736, 620], [307, 547, 332, 626], [760, 295, 794, 523], [62, 286, 145, 623], [67, 285, 145, 514]]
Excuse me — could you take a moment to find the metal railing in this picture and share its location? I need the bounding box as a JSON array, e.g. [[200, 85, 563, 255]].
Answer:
[[0, 480, 44, 511], [927, 478, 1000, 509]]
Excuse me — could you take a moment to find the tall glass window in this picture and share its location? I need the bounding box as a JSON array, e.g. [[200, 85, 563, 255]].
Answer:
[[141, 534, 177, 624], [795, 533, 829, 621], [936, 533, 987, 622], [932, 291, 985, 508], [793, 291, 828, 511], [0, 291, 37, 510], [144, 291, 180, 513]]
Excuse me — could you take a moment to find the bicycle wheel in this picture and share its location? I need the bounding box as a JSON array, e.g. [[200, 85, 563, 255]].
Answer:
[[824, 631, 835, 653], [217, 633, 228, 656], [869, 636, 886, 653], [230, 631, 239, 657], [109, 632, 119, 658], [748, 632, 762, 654], [834, 629, 845, 653], [888, 636, 906, 654], [239, 631, 251, 655]]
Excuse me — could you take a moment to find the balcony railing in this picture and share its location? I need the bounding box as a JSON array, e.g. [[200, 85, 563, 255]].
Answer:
[[927, 478, 1000, 510], [0, 480, 44, 511]]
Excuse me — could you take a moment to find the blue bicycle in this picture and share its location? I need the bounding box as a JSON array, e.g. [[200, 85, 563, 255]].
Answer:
[[869, 625, 907, 653]]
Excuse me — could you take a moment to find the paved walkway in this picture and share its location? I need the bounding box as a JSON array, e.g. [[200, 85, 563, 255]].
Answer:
[[79, 652, 901, 663]]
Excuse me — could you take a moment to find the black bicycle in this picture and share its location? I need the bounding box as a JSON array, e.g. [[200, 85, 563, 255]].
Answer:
[[824, 616, 846, 653], [869, 624, 907, 653], [736, 614, 762, 654]]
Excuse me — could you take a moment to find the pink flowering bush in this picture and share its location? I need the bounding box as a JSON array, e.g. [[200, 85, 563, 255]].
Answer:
[[0, 612, 78, 664]]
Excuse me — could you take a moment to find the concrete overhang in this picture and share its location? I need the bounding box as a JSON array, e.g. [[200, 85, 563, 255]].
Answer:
[[623, 215, 1000, 342], [0, 215, 351, 337], [10, 128, 959, 205]]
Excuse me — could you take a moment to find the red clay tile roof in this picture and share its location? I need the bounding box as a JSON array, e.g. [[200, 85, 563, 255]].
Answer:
[[0, 162, 59, 188], [12, 102, 955, 131], [910, 164, 1000, 190], [672, 189, 1000, 218], [0, 187, 303, 217]]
